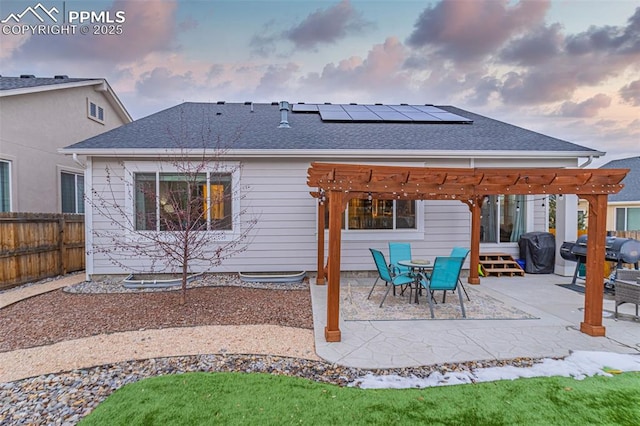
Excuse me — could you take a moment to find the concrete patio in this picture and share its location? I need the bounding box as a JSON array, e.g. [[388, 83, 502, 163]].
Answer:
[[311, 272, 640, 369]]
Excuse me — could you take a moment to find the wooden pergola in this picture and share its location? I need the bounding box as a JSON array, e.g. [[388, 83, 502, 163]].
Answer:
[[307, 162, 628, 342]]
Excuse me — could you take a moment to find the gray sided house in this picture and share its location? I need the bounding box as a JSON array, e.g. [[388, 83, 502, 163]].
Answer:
[[0, 75, 131, 213], [62, 102, 603, 278], [602, 156, 640, 231]]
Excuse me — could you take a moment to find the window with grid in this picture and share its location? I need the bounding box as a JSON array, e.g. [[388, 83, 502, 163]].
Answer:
[[325, 198, 417, 230], [134, 172, 232, 231]]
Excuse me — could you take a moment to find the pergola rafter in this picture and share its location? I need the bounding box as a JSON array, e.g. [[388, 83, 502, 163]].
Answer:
[[307, 162, 628, 342]]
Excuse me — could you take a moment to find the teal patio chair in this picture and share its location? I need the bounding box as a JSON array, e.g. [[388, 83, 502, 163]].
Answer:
[[388, 242, 412, 275], [419, 256, 466, 318], [442, 247, 471, 302], [368, 248, 416, 307]]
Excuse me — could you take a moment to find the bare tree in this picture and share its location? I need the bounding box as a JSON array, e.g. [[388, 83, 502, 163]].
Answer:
[[88, 107, 257, 304]]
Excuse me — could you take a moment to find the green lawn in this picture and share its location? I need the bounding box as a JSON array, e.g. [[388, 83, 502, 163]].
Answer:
[[80, 371, 640, 425]]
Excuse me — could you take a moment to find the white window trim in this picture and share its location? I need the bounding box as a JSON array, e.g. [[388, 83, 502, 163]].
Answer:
[[321, 200, 426, 241], [0, 158, 12, 212], [124, 161, 241, 241], [87, 98, 105, 124]]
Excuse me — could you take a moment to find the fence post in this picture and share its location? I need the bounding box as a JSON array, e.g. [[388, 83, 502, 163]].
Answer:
[[58, 216, 66, 275]]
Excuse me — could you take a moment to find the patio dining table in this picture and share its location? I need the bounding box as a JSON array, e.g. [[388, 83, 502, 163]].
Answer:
[[397, 259, 432, 303]]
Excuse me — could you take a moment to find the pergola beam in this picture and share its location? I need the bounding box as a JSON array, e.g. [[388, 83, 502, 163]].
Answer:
[[308, 162, 628, 342]]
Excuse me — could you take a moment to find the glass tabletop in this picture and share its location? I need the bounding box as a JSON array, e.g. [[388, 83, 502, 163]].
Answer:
[[398, 259, 431, 268]]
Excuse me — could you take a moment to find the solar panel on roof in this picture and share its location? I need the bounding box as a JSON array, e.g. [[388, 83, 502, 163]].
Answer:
[[291, 103, 473, 123], [347, 110, 382, 121], [366, 104, 394, 112], [319, 109, 352, 121], [389, 105, 420, 113], [343, 104, 369, 112], [429, 112, 473, 122], [414, 105, 445, 113], [317, 104, 344, 111], [402, 112, 442, 122], [292, 103, 318, 112], [374, 111, 412, 121]]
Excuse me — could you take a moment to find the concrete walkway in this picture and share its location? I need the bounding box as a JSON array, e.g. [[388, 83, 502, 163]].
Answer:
[[0, 273, 86, 308], [312, 273, 640, 369]]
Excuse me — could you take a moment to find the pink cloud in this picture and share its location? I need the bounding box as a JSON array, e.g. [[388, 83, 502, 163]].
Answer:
[[620, 80, 640, 106], [284, 0, 372, 50], [557, 94, 612, 118], [301, 37, 409, 98], [407, 0, 550, 61]]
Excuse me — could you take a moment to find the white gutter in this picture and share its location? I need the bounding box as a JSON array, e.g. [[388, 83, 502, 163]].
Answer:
[[59, 148, 605, 159]]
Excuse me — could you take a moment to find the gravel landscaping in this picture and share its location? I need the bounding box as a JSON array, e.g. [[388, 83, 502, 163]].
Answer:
[[1, 273, 546, 425]]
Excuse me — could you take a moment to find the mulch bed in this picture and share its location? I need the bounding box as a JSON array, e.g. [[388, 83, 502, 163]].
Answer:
[[0, 287, 313, 352]]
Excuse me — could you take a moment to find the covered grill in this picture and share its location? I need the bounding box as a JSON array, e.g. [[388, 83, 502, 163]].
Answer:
[[560, 235, 640, 285]]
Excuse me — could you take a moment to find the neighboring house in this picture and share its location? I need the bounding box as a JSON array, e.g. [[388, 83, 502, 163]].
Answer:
[[602, 156, 640, 232], [0, 75, 131, 213], [62, 101, 605, 278]]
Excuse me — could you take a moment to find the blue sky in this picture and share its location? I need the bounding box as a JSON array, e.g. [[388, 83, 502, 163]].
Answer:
[[1, 0, 639, 164]]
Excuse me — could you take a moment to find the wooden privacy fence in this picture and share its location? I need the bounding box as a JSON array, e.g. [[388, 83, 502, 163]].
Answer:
[[609, 230, 640, 240], [0, 213, 85, 290]]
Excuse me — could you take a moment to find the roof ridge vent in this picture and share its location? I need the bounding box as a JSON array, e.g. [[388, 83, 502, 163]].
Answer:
[[20, 74, 35, 78], [278, 101, 291, 129], [54, 75, 68, 79]]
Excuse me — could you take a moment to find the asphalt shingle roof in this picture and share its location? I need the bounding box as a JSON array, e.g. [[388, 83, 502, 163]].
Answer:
[[0, 76, 95, 90], [601, 157, 640, 202], [65, 102, 601, 153]]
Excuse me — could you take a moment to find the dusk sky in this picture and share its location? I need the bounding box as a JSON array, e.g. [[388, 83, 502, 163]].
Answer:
[[1, 0, 639, 165]]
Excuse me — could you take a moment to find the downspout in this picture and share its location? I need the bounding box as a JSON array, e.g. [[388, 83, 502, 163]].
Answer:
[[72, 153, 86, 168], [578, 155, 594, 169]]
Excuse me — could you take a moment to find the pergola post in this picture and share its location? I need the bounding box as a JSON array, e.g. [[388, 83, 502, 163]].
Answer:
[[325, 190, 343, 342], [580, 194, 608, 337], [469, 196, 482, 285], [316, 199, 326, 285]]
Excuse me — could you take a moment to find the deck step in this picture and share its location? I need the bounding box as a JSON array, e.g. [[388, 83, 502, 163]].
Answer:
[[479, 253, 525, 277]]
